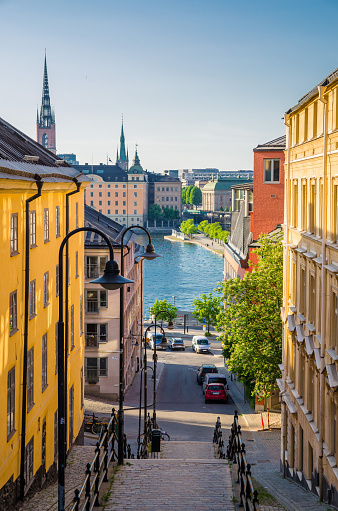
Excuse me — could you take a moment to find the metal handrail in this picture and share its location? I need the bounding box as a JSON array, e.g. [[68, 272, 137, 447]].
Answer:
[[214, 411, 260, 510], [71, 407, 133, 511]]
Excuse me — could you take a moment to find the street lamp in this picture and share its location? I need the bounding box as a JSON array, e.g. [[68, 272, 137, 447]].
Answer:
[[153, 310, 174, 426], [118, 226, 161, 465], [57, 227, 133, 511], [172, 295, 176, 307]]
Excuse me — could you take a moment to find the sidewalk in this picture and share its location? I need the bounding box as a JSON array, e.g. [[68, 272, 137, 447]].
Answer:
[[165, 232, 225, 258], [225, 366, 333, 511]]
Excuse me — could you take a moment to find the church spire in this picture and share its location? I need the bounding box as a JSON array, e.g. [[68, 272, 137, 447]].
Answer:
[[116, 117, 129, 170], [36, 51, 56, 153]]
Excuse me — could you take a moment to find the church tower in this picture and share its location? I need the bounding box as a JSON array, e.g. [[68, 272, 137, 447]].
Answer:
[[116, 119, 129, 170], [36, 52, 56, 153]]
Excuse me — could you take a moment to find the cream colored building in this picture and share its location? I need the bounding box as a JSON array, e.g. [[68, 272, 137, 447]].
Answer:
[[281, 67, 338, 507]]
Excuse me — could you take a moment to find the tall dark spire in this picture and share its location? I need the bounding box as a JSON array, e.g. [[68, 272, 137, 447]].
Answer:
[[36, 51, 56, 153], [116, 117, 129, 170]]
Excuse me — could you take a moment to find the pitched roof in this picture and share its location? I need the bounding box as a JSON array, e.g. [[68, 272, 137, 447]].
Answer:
[[253, 135, 286, 151]]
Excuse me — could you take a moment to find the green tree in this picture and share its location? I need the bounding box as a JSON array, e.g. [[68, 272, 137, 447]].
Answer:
[[185, 185, 194, 206], [198, 220, 209, 233], [216, 234, 283, 398], [182, 187, 187, 204], [180, 219, 198, 237], [162, 207, 180, 220], [190, 186, 202, 207], [148, 204, 163, 221], [149, 299, 178, 322], [192, 293, 222, 333]]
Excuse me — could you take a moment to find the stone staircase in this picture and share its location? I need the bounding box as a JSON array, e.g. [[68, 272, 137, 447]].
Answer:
[[103, 441, 235, 511]]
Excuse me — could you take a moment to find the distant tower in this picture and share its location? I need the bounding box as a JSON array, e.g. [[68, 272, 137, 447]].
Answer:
[[36, 52, 56, 153], [116, 119, 129, 170]]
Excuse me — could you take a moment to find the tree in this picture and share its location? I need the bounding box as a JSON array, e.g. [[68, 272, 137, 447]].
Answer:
[[148, 204, 163, 221], [216, 234, 283, 398], [198, 220, 209, 233], [149, 299, 178, 322], [192, 293, 222, 333], [185, 185, 194, 206], [182, 187, 187, 204], [190, 186, 202, 207], [180, 219, 198, 237]]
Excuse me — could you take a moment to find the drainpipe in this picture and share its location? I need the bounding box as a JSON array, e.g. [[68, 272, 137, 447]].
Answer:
[[318, 84, 328, 502], [283, 112, 291, 478], [64, 177, 81, 456], [20, 175, 43, 500]]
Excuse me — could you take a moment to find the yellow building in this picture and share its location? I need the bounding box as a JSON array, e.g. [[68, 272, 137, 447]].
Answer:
[[0, 118, 89, 509], [282, 68, 338, 507]]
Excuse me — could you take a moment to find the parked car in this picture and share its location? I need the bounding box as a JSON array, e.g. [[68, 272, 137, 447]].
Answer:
[[192, 335, 211, 353], [196, 364, 218, 385], [205, 383, 228, 403], [146, 332, 167, 350], [203, 373, 229, 394], [168, 338, 185, 350]]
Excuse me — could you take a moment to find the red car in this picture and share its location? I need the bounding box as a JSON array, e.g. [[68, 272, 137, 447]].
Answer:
[[204, 383, 227, 404]]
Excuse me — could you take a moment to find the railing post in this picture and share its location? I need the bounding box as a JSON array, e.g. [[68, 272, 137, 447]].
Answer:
[[253, 490, 259, 510], [73, 489, 80, 511], [123, 434, 127, 458], [85, 463, 91, 511], [94, 442, 100, 507], [245, 464, 252, 505], [103, 424, 109, 482]]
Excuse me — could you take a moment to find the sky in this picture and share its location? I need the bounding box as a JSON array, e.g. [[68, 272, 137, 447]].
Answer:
[[1, 0, 338, 172]]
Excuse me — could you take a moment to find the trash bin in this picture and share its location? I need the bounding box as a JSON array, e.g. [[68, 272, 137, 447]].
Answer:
[[151, 429, 161, 453]]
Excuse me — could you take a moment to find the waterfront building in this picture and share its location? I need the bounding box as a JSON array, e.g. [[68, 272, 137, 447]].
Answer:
[[147, 172, 182, 214], [84, 206, 143, 399], [36, 53, 56, 153], [0, 117, 89, 508], [202, 175, 251, 212], [281, 67, 338, 507]]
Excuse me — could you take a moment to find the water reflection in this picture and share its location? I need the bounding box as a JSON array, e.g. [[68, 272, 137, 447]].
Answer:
[[136, 234, 224, 313]]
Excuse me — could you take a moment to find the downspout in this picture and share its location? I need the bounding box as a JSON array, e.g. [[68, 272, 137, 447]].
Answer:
[[64, 177, 81, 456], [282, 112, 291, 478], [20, 175, 43, 500], [318, 85, 328, 501]]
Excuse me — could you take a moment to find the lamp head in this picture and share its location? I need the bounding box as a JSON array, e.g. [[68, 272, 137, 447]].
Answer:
[[167, 319, 174, 330], [90, 259, 134, 290], [142, 243, 162, 260]]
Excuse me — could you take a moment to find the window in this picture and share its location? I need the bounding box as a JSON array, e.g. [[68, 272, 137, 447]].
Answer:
[[123, 201, 126, 206], [123, 192, 126, 197], [309, 273, 316, 324], [108, 209, 110, 214], [123, 210, 126, 214], [42, 334, 47, 391], [134, 210, 137, 214], [80, 295, 83, 336], [170, 197, 173, 201], [115, 192, 118, 197], [80, 368, 84, 409], [309, 183, 316, 234], [70, 305, 74, 350], [162, 197, 165, 201], [171, 187, 173, 191], [76, 202, 79, 228], [115, 201, 118, 206], [108, 192, 110, 197], [86, 256, 106, 278], [56, 206, 60, 237], [248, 190, 253, 212], [302, 182, 307, 231], [25, 437, 34, 487], [7, 367, 15, 438], [134, 192, 137, 197], [162, 187, 164, 191], [9, 291, 17, 334], [99, 184, 102, 188], [44, 209, 49, 242], [90, 201, 94, 206], [55, 323, 58, 374], [27, 348, 34, 410], [54, 410, 58, 460], [56, 265, 59, 297], [90, 192, 93, 197], [85, 323, 108, 347], [175, 187, 178, 191], [85, 290, 107, 313], [175, 197, 177, 201], [134, 201, 137, 206], [10, 213, 18, 254], [264, 159, 280, 183], [99, 201, 102, 206], [157, 187, 160, 191], [99, 192, 102, 197], [293, 182, 298, 228], [44, 272, 49, 307], [108, 201, 110, 206], [30, 211, 36, 247], [29, 280, 36, 318], [300, 267, 306, 315], [85, 357, 108, 382], [134, 184, 137, 188], [69, 386, 74, 444], [234, 189, 245, 211], [75, 251, 79, 278], [115, 210, 118, 214], [166, 187, 169, 191]]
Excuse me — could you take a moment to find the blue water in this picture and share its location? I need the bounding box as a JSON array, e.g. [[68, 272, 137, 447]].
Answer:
[[136, 234, 224, 314]]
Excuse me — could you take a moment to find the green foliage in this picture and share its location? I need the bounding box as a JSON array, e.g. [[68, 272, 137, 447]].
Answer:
[[216, 234, 283, 398], [192, 292, 222, 333], [198, 220, 209, 232], [199, 221, 229, 243], [149, 299, 178, 321], [182, 187, 187, 204], [148, 204, 163, 220], [182, 185, 194, 205], [162, 206, 180, 220], [180, 219, 198, 237], [189, 186, 202, 206]]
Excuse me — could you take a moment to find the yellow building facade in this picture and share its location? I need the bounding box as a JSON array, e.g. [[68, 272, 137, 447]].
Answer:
[[0, 118, 89, 509], [282, 68, 338, 507]]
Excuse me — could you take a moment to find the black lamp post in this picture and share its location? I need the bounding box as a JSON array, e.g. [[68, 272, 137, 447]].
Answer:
[[118, 226, 161, 465], [57, 227, 133, 511], [153, 311, 174, 426]]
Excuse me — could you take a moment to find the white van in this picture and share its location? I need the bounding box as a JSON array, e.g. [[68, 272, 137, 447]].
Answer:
[[203, 373, 229, 394], [192, 335, 211, 353]]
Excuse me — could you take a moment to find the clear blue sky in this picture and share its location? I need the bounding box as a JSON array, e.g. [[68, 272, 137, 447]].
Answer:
[[1, 0, 338, 171]]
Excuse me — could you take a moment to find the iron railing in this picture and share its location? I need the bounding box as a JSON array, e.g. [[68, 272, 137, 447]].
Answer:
[[70, 408, 132, 511], [138, 414, 152, 459], [215, 411, 261, 510]]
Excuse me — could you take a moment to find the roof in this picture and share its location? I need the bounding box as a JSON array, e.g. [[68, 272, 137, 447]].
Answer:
[[249, 225, 283, 248], [146, 172, 181, 183], [203, 176, 252, 192], [0, 117, 88, 183], [286, 67, 338, 114], [77, 164, 128, 182], [253, 135, 286, 152]]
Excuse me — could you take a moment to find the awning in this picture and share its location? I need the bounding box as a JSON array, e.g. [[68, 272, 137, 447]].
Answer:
[[296, 324, 305, 343], [283, 391, 297, 414], [324, 364, 338, 388], [287, 315, 296, 333], [305, 335, 314, 356]]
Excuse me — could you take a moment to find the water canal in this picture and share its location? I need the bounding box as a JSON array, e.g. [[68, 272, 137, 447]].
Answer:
[[136, 234, 224, 314]]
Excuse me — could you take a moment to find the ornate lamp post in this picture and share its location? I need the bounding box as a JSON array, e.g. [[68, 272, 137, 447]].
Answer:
[[118, 226, 161, 464], [57, 227, 133, 511]]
